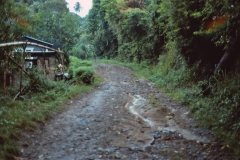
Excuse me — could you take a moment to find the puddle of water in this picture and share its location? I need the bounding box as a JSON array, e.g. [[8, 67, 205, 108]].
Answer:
[[128, 95, 209, 143], [130, 105, 155, 127], [129, 95, 155, 127]]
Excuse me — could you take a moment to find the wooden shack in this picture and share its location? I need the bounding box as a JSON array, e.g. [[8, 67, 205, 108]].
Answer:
[[0, 36, 64, 87], [0, 36, 65, 97], [21, 36, 59, 80]]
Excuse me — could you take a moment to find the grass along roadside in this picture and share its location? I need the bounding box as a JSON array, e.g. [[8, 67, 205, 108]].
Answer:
[[0, 72, 103, 159]]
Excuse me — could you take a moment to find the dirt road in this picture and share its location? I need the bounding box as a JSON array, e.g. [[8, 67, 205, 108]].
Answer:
[[20, 64, 233, 160]]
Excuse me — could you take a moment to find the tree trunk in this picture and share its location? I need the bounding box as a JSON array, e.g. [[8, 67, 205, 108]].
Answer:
[[3, 54, 9, 97], [214, 33, 240, 75]]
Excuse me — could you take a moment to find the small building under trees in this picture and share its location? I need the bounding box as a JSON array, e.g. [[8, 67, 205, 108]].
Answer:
[[21, 36, 61, 80], [0, 36, 65, 98]]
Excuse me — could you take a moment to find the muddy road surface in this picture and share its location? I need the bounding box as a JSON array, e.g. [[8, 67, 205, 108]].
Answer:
[[20, 64, 233, 160]]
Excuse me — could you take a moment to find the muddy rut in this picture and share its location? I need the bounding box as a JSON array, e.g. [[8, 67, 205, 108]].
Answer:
[[20, 64, 233, 160]]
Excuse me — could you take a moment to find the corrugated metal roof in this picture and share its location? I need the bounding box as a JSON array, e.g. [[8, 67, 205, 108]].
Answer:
[[24, 36, 53, 46]]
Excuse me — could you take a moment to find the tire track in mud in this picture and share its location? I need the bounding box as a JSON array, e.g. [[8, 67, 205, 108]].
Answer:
[[20, 64, 233, 160]]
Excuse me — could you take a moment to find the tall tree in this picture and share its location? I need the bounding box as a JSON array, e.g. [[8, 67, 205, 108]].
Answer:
[[74, 2, 82, 12], [29, 0, 81, 52], [0, 0, 31, 43], [87, 0, 118, 59], [0, 0, 31, 96]]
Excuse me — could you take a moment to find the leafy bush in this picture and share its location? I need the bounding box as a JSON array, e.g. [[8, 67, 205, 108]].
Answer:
[[75, 66, 94, 84], [190, 73, 240, 156], [68, 56, 95, 84], [25, 68, 69, 95], [69, 56, 82, 68], [78, 60, 93, 67]]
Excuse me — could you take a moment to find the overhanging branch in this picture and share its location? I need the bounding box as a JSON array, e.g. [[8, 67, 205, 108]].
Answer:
[[0, 42, 64, 54]]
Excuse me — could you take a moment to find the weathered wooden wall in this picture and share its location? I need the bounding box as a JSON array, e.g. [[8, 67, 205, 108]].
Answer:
[[37, 56, 56, 80], [11, 55, 56, 87]]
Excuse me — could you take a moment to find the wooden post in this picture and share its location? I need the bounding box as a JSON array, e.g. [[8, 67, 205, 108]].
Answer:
[[3, 52, 9, 97], [41, 48, 46, 76], [58, 48, 65, 80], [10, 72, 12, 86], [62, 53, 65, 80], [3, 50, 14, 96], [20, 43, 27, 95]]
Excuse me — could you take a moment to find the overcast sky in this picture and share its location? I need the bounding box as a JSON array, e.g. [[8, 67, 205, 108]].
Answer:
[[66, 0, 92, 17]]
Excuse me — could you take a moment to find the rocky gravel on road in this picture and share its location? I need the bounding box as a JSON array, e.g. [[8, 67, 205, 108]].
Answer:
[[20, 64, 234, 160]]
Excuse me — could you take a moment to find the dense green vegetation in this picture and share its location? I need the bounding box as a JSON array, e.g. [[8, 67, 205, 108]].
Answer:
[[1, 0, 240, 158]]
